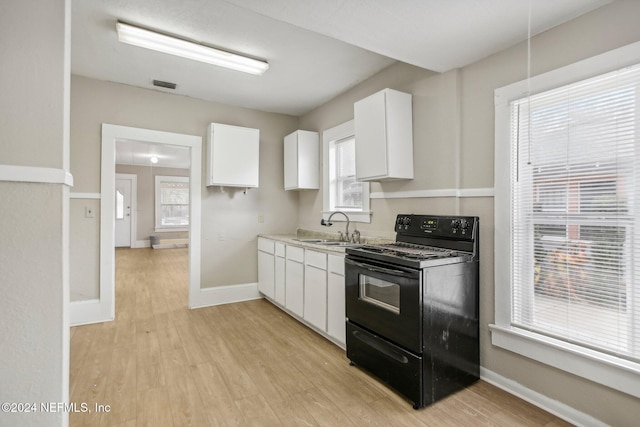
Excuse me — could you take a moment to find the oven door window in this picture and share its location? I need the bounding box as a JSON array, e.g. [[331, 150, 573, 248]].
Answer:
[[359, 274, 400, 314]]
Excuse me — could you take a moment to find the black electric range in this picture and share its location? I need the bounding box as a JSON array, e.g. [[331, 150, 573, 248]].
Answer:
[[344, 214, 480, 409]]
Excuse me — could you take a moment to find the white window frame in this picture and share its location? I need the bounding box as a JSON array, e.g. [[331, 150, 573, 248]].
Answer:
[[155, 175, 189, 232], [493, 40, 640, 399], [322, 120, 371, 223]]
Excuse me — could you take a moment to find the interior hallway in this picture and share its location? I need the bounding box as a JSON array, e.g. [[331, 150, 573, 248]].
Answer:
[[69, 247, 571, 426]]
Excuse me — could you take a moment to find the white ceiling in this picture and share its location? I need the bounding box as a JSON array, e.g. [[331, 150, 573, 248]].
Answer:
[[72, 0, 612, 168], [72, 0, 612, 116], [116, 139, 191, 169]]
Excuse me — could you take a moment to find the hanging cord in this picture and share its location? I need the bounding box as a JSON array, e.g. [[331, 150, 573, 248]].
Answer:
[[516, 104, 521, 182], [526, 0, 533, 166]]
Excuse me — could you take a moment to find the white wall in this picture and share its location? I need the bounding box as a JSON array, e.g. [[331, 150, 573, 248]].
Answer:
[[0, 0, 70, 426]]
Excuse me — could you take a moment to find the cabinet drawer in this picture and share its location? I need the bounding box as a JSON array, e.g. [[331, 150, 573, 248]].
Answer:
[[286, 245, 304, 262], [328, 254, 345, 275], [275, 242, 286, 257], [258, 238, 274, 254], [305, 249, 327, 269]]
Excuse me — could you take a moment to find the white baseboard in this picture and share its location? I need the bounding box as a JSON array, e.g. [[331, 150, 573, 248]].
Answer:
[[480, 367, 606, 427], [69, 299, 113, 326], [134, 240, 151, 248], [189, 282, 261, 309], [152, 243, 188, 249], [70, 283, 260, 325], [134, 239, 189, 249]]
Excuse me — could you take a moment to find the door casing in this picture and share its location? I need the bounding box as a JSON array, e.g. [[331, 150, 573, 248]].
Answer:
[[99, 124, 202, 323]]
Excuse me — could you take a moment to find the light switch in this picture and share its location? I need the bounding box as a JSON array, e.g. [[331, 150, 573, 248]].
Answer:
[[258, 214, 264, 223]]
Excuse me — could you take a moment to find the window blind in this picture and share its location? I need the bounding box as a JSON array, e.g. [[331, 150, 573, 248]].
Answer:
[[510, 63, 640, 361]]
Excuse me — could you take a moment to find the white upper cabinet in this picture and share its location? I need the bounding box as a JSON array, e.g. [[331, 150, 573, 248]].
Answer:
[[284, 130, 319, 190], [206, 122, 260, 187], [354, 88, 413, 181]]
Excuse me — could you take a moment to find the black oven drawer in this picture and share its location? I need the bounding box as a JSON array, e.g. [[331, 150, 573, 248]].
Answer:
[[347, 322, 423, 408]]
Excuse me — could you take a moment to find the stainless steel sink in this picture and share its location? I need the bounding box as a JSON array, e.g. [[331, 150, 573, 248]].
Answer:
[[293, 238, 360, 247], [316, 241, 361, 247]]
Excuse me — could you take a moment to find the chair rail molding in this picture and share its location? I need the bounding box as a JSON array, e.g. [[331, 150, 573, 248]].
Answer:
[[0, 164, 74, 186]]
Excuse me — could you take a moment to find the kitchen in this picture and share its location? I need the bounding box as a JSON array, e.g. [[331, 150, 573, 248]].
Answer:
[[3, 1, 640, 426]]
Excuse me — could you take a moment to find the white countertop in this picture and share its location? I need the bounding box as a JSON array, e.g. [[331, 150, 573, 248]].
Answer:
[[258, 234, 353, 253], [259, 232, 393, 253]]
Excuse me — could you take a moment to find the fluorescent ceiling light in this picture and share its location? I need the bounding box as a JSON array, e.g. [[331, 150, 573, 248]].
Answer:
[[116, 21, 269, 76]]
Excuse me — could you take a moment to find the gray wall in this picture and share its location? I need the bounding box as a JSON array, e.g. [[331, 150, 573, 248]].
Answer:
[[0, 0, 70, 425], [70, 75, 300, 300], [296, 2, 640, 425]]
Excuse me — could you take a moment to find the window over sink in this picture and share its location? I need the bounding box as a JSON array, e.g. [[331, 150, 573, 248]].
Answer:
[[322, 120, 371, 223]]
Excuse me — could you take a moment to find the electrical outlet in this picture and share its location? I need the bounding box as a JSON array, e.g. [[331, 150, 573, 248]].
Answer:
[[258, 214, 264, 223], [85, 207, 95, 218]]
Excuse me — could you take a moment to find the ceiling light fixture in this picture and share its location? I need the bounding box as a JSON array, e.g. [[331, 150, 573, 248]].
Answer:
[[116, 21, 269, 76], [150, 156, 159, 164]]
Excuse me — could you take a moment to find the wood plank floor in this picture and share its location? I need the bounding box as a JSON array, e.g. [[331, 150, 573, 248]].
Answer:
[[70, 247, 572, 426]]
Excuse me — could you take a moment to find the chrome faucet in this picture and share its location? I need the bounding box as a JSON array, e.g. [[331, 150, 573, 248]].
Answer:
[[321, 211, 350, 242]]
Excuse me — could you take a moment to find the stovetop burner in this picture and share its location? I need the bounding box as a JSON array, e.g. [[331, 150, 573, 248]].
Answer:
[[346, 214, 479, 268], [359, 242, 458, 260]]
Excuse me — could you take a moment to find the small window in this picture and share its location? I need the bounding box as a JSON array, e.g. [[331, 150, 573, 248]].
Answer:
[[155, 176, 189, 231], [322, 120, 370, 223], [330, 136, 363, 210]]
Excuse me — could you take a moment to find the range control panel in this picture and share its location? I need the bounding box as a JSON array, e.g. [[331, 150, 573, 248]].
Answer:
[[395, 214, 478, 238]]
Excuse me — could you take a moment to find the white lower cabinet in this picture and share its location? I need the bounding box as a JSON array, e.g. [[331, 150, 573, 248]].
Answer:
[[257, 238, 275, 299], [304, 250, 327, 331], [258, 238, 346, 348], [285, 246, 304, 317], [274, 243, 286, 306], [327, 254, 346, 346]]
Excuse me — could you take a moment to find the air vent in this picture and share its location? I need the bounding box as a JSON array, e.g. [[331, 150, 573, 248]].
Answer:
[[152, 79, 177, 90]]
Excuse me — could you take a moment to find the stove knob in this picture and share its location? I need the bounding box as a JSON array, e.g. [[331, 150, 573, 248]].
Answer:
[[397, 217, 404, 225], [451, 219, 461, 230], [460, 219, 469, 230], [403, 217, 412, 226]]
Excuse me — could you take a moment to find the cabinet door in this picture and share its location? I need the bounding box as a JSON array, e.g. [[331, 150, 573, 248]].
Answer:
[[208, 123, 260, 187], [354, 90, 388, 180], [258, 250, 275, 299], [327, 271, 346, 346], [285, 259, 304, 317], [284, 130, 319, 190], [275, 255, 285, 306], [304, 264, 327, 331]]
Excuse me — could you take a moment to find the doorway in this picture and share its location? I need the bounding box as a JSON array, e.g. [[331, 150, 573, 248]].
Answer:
[[99, 124, 202, 323]]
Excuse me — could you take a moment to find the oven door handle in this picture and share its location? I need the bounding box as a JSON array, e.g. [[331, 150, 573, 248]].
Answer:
[[345, 258, 418, 279]]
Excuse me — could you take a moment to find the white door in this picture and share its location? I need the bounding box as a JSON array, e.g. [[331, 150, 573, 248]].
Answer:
[[115, 176, 133, 247]]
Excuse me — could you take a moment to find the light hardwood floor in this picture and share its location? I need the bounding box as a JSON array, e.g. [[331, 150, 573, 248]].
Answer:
[[70, 247, 572, 426]]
